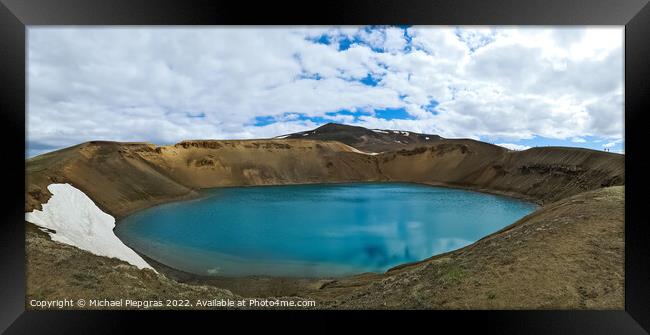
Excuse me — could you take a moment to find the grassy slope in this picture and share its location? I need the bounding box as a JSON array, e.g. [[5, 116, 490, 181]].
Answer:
[[312, 186, 624, 309], [24, 139, 625, 309], [25, 223, 238, 309]]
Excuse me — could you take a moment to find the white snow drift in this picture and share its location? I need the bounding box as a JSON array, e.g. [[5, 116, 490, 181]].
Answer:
[[342, 143, 379, 155], [25, 183, 155, 271]]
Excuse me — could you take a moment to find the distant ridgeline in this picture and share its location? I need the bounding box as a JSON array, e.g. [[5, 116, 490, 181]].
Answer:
[[26, 123, 624, 219]]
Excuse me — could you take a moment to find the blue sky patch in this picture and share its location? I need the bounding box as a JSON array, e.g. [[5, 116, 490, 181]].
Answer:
[[482, 135, 624, 153], [252, 106, 419, 127], [309, 34, 331, 46], [308, 27, 393, 53], [337, 36, 354, 51], [253, 116, 277, 126], [374, 107, 415, 120], [360, 74, 380, 86], [402, 26, 413, 52], [253, 112, 352, 127], [424, 100, 439, 114]]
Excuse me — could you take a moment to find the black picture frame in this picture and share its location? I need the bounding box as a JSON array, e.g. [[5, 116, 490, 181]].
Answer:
[[1, 0, 649, 333]]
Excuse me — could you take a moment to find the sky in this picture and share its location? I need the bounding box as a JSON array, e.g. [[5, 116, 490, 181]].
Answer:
[[27, 26, 624, 157]]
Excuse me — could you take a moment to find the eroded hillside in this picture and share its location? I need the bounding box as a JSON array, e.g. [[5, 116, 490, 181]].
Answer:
[[24, 124, 625, 309], [26, 137, 623, 218]]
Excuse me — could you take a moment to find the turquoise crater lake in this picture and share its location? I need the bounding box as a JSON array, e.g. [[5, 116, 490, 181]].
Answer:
[[115, 183, 537, 277]]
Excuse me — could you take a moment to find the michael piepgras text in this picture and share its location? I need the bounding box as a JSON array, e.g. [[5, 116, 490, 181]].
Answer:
[[29, 298, 316, 309]]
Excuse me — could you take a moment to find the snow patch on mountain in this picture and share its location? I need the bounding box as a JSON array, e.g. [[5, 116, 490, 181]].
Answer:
[[341, 143, 379, 155], [25, 183, 155, 271]]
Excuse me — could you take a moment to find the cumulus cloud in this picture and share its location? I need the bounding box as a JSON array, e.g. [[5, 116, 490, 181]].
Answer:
[[496, 143, 532, 151], [603, 139, 623, 148], [27, 26, 624, 154]]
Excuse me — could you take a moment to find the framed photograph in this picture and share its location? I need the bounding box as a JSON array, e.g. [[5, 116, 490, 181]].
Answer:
[[2, 0, 649, 333]]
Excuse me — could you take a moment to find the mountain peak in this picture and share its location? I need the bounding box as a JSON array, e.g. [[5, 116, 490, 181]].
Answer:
[[315, 122, 365, 132], [283, 123, 441, 153]]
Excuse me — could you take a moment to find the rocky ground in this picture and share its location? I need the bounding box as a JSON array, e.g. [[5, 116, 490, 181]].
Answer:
[[312, 186, 624, 309], [24, 123, 625, 309], [121, 186, 623, 309], [25, 223, 238, 310], [25, 186, 624, 309]]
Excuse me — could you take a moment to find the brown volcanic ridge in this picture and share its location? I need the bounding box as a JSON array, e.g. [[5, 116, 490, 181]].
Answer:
[[25, 123, 624, 309], [279, 122, 443, 152]]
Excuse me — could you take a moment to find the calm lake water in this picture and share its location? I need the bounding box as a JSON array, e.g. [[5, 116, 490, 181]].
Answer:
[[114, 183, 536, 277]]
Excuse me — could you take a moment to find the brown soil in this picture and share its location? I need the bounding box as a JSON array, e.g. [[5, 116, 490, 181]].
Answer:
[[26, 139, 623, 218], [24, 133, 625, 309], [311, 186, 625, 309], [133, 186, 623, 310], [25, 222, 237, 309]]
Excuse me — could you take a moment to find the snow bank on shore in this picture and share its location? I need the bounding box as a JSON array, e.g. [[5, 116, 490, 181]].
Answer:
[[25, 183, 155, 271]]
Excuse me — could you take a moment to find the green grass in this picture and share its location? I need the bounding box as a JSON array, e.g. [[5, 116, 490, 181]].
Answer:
[[438, 264, 466, 285]]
